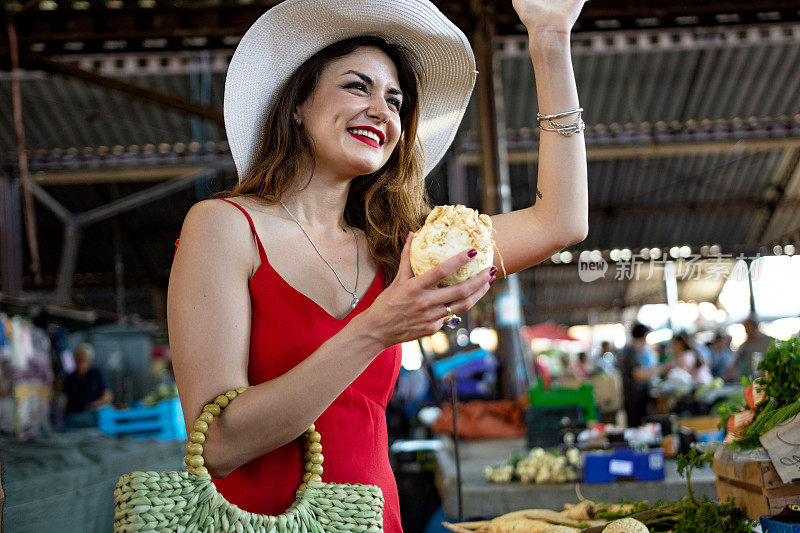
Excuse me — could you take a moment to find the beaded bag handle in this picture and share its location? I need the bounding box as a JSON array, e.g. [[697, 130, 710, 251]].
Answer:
[[184, 386, 324, 492]]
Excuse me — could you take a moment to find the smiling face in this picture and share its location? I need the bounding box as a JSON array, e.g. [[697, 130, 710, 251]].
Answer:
[[295, 46, 403, 179]]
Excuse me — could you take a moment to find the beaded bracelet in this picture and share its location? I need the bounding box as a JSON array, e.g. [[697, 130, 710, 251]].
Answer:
[[184, 386, 323, 491]]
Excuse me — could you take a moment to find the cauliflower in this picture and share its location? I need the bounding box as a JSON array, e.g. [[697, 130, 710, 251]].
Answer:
[[484, 464, 515, 483], [503, 447, 582, 484], [410, 205, 494, 286]]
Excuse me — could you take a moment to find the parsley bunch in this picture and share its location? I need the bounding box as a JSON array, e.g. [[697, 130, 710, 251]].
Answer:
[[759, 338, 800, 406], [673, 500, 754, 533]]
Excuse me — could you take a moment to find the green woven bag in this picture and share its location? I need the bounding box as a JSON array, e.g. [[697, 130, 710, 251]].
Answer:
[[113, 386, 384, 532]]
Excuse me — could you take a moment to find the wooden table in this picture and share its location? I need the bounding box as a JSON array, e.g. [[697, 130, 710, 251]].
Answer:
[[433, 435, 718, 520]]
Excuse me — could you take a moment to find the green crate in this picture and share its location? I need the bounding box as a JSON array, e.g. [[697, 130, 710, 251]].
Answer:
[[529, 379, 597, 421]]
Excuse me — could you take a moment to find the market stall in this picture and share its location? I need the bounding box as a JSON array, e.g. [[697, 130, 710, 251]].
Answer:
[[2, 0, 800, 530], [433, 436, 717, 520]]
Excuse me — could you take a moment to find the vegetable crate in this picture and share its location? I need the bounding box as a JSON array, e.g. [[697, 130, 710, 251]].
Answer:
[[529, 379, 597, 421], [582, 447, 665, 484], [713, 451, 800, 521], [98, 397, 186, 440], [525, 405, 584, 448], [760, 515, 800, 533]]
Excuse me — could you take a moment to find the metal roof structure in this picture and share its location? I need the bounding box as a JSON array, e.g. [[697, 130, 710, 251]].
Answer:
[[1, 3, 799, 326]]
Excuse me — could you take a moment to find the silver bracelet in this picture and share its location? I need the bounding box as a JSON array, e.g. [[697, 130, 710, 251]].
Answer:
[[537, 108, 585, 137], [537, 107, 583, 120], [539, 118, 586, 136]]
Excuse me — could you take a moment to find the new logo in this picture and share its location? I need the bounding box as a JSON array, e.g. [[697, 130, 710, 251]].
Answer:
[[578, 252, 608, 282]]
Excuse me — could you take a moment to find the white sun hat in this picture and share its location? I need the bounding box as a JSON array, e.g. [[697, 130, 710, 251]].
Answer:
[[224, 0, 477, 181]]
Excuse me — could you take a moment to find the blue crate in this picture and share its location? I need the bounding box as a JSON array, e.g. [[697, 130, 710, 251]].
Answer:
[[696, 429, 725, 443], [761, 515, 800, 532], [583, 448, 665, 484], [98, 397, 186, 440]]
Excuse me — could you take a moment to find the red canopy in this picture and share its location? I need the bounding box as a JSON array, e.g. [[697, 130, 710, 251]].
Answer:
[[522, 321, 577, 342]]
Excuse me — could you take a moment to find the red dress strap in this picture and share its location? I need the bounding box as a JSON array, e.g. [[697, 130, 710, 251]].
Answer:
[[215, 198, 268, 261], [173, 198, 268, 261]]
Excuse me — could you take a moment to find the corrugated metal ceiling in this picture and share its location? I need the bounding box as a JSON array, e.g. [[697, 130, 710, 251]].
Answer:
[[4, 23, 800, 323]]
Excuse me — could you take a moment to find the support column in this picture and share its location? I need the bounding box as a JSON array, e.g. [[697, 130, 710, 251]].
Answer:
[[55, 223, 80, 304], [113, 218, 126, 319], [472, 0, 498, 216], [746, 258, 757, 316], [150, 286, 167, 324], [0, 169, 23, 297], [191, 52, 214, 201], [446, 151, 469, 206], [664, 261, 679, 331], [472, 0, 530, 399]]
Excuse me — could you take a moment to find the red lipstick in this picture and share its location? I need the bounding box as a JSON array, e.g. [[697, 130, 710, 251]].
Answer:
[[347, 130, 381, 148]]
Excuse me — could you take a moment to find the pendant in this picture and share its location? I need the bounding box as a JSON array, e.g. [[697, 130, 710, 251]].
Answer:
[[351, 296, 360, 310], [445, 314, 461, 329]]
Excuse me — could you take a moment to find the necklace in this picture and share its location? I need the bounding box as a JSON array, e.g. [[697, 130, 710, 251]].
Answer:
[[279, 200, 361, 310]]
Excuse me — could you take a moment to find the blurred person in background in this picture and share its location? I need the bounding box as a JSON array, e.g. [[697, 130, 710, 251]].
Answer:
[[599, 340, 615, 359], [596, 340, 616, 373], [670, 333, 712, 385], [575, 351, 592, 379], [63, 343, 113, 420], [560, 353, 579, 380], [724, 317, 774, 381], [691, 335, 712, 369], [618, 323, 675, 426], [708, 332, 733, 378]]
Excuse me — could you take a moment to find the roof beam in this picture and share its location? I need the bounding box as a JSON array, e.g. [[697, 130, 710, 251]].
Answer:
[[31, 164, 213, 185], [0, 3, 274, 54], [530, 300, 629, 312], [7, 53, 224, 123], [2, 1, 798, 55], [750, 148, 800, 243], [493, 0, 800, 34], [592, 196, 800, 218], [458, 138, 800, 165], [74, 170, 203, 226]]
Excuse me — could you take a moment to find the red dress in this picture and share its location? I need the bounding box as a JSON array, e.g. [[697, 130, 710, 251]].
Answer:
[[193, 198, 403, 531]]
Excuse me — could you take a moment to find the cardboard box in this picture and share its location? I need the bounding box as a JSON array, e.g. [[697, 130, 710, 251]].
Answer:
[[679, 416, 721, 433], [680, 416, 724, 443], [590, 374, 623, 414], [557, 374, 622, 415], [713, 450, 800, 521]]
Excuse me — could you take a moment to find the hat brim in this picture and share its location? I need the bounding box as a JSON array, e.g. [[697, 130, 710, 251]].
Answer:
[[224, 0, 477, 181]]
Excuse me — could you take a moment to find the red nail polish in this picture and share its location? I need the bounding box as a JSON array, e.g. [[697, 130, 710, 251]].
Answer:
[[489, 266, 497, 276], [489, 275, 496, 285], [467, 249, 478, 258]]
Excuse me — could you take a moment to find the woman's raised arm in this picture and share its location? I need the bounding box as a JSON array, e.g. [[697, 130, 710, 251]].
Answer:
[[490, 0, 589, 276]]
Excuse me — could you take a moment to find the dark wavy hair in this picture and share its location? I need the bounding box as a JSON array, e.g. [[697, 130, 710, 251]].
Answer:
[[218, 36, 430, 283]]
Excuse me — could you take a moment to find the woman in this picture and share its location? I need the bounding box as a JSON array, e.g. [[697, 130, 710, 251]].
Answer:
[[670, 334, 713, 386], [167, 0, 588, 529]]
